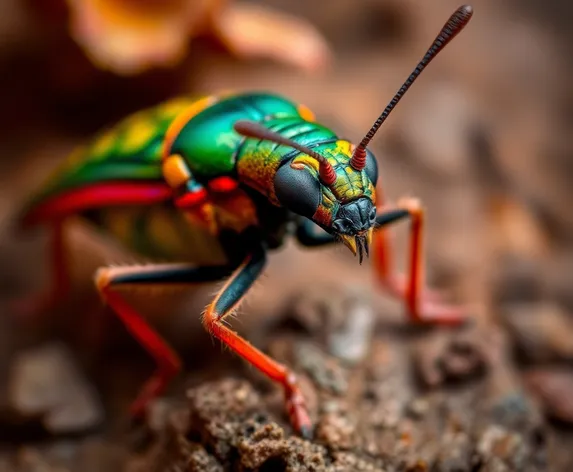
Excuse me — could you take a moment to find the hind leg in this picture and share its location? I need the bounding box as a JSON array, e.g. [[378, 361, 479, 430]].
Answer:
[[12, 220, 70, 320], [95, 263, 234, 416]]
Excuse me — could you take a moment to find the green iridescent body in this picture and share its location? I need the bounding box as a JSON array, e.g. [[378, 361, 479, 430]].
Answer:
[[26, 92, 375, 263]]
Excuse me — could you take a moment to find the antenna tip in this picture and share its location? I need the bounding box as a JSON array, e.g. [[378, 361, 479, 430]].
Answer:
[[457, 5, 474, 20]]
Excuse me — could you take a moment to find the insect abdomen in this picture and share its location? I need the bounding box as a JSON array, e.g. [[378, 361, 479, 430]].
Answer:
[[28, 97, 198, 207], [85, 203, 228, 265]]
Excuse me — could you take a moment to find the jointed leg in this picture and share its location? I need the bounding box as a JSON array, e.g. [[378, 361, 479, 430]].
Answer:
[[295, 219, 335, 247], [202, 244, 312, 438], [373, 198, 465, 325], [12, 220, 70, 319], [95, 263, 234, 416]]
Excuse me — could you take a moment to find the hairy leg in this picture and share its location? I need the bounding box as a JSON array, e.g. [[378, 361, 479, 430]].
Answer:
[[95, 263, 234, 416], [202, 243, 313, 438]]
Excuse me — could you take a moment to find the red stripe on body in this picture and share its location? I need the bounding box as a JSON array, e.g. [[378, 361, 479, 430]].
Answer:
[[22, 182, 173, 227], [208, 176, 238, 193]]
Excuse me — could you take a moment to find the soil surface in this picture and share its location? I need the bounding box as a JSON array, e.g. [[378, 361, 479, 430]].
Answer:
[[1, 0, 573, 470]]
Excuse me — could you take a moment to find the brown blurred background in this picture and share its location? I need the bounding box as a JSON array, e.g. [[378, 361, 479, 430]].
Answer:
[[0, 0, 572, 470]]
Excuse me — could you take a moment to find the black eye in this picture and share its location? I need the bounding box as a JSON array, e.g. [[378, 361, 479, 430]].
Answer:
[[364, 150, 379, 186], [369, 207, 376, 222], [332, 218, 353, 234], [274, 164, 320, 217]]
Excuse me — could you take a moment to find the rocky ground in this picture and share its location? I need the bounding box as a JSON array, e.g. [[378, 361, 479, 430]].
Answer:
[[1, 0, 573, 470]]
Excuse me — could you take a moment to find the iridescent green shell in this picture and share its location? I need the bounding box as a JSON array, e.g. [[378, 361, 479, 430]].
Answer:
[[170, 93, 319, 177], [31, 97, 197, 204]]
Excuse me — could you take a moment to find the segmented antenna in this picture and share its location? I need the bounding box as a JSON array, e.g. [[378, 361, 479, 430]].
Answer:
[[234, 120, 337, 185], [350, 5, 473, 170]]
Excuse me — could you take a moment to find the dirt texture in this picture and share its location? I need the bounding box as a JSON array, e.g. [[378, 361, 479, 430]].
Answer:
[[1, 0, 573, 470]]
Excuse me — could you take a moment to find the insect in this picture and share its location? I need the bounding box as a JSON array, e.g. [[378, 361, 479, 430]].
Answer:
[[19, 6, 473, 438]]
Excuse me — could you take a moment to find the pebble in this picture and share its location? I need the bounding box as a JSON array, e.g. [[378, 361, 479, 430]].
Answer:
[[9, 343, 103, 435]]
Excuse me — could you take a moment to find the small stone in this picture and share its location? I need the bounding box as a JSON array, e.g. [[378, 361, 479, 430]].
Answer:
[[476, 425, 528, 471], [524, 368, 573, 424], [293, 341, 348, 395], [407, 398, 430, 420], [502, 302, 573, 363], [327, 290, 375, 365], [146, 398, 177, 434], [413, 328, 488, 387], [9, 343, 103, 435], [315, 408, 357, 451], [234, 386, 249, 402], [280, 285, 375, 365]]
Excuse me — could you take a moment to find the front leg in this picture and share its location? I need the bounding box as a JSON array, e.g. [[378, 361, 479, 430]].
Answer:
[[202, 242, 313, 438], [373, 199, 466, 326], [95, 263, 235, 416], [295, 219, 335, 247]]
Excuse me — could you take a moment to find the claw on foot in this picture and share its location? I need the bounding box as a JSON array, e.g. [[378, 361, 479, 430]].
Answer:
[[284, 373, 313, 439], [414, 302, 470, 327]]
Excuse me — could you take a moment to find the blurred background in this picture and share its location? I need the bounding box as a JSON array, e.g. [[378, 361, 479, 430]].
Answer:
[[0, 0, 572, 470]]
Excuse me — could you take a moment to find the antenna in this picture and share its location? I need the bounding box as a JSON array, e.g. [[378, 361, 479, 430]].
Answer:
[[234, 120, 337, 185], [350, 5, 474, 170]]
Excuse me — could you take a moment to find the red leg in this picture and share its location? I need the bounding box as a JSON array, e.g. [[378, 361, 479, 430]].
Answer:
[[94, 263, 233, 416], [12, 220, 70, 319], [203, 248, 312, 438], [373, 198, 466, 325], [15, 182, 173, 319]]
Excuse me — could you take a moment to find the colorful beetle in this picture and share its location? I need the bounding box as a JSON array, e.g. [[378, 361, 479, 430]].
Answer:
[[19, 6, 473, 438]]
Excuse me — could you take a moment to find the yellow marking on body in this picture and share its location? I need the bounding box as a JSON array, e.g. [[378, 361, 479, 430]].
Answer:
[[120, 116, 157, 153], [297, 104, 315, 122], [237, 147, 282, 205], [90, 129, 118, 158], [323, 140, 352, 158], [162, 95, 218, 161], [156, 97, 197, 119], [291, 155, 319, 172], [162, 154, 191, 188]]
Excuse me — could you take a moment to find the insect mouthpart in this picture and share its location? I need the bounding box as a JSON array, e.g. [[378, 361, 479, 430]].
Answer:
[[340, 230, 372, 264], [356, 233, 369, 265]]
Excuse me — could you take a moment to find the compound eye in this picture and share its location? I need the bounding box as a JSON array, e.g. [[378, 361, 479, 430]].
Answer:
[[364, 149, 379, 186], [332, 218, 353, 234], [369, 206, 377, 223], [274, 164, 320, 218]]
